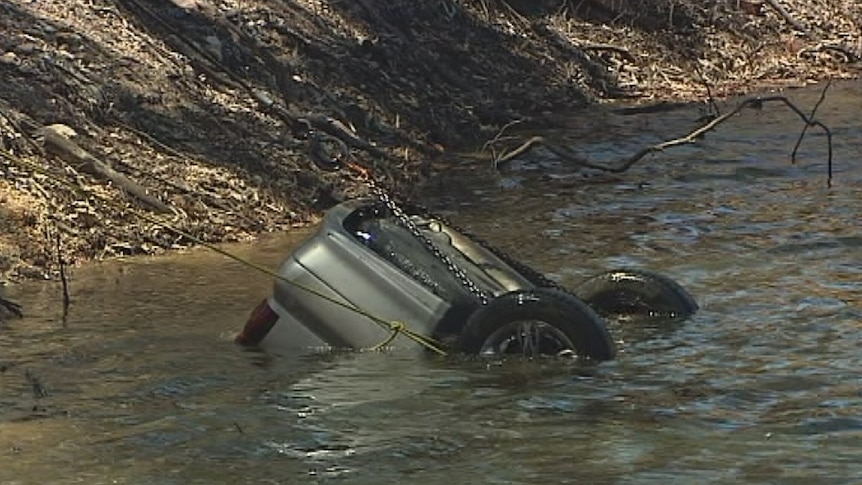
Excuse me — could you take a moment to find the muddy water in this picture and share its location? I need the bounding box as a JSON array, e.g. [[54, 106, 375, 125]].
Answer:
[[2, 81, 861, 484]]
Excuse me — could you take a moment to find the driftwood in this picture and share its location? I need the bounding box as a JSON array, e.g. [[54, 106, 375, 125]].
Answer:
[[492, 86, 834, 186], [38, 124, 173, 214]]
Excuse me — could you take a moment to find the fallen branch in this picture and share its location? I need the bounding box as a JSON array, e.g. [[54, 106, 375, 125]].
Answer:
[[38, 124, 173, 214], [493, 93, 833, 185], [763, 0, 808, 34]]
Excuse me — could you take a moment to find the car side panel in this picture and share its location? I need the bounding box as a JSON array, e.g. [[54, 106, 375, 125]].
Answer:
[[271, 229, 451, 350]]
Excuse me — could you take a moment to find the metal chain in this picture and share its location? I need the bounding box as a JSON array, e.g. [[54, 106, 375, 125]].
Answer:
[[408, 204, 567, 292], [363, 178, 490, 305], [342, 158, 565, 304]]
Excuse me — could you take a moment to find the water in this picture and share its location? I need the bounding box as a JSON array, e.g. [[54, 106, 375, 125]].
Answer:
[[2, 81, 861, 484]]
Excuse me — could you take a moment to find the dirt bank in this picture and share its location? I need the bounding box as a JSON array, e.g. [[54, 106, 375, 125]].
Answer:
[[1, 0, 859, 281]]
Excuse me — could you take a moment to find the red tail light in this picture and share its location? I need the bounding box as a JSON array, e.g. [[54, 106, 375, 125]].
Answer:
[[236, 298, 279, 346]]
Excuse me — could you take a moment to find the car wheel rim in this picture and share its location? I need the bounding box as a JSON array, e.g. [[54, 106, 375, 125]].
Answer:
[[479, 320, 576, 358]]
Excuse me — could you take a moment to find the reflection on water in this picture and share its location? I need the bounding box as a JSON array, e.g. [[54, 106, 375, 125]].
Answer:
[[1, 82, 861, 484]]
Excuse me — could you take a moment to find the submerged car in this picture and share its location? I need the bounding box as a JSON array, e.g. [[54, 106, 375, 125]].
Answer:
[[236, 198, 698, 360]]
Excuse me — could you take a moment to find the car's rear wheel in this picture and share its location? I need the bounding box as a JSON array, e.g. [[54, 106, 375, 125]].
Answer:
[[574, 269, 698, 319], [457, 288, 616, 361]]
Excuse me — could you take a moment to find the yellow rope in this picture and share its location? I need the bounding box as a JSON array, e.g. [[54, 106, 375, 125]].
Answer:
[[369, 321, 449, 355], [370, 320, 404, 351], [0, 149, 448, 356]]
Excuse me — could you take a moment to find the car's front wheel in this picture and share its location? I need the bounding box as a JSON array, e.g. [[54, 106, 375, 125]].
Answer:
[[457, 288, 616, 361]]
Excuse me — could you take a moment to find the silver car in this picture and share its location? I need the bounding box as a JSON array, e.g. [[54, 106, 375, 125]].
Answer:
[[236, 198, 697, 359]]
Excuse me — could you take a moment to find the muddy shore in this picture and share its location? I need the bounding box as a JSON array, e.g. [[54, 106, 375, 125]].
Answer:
[[1, 0, 859, 282]]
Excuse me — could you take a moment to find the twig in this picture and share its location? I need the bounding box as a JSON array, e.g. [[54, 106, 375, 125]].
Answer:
[[500, 1, 530, 27], [792, 79, 831, 163], [55, 232, 71, 324], [694, 64, 720, 120], [483, 119, 522, 166], [494, 94, 833, 185]]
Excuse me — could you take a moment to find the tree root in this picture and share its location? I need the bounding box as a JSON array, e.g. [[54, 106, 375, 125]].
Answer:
[[491, 83, 834, 186]]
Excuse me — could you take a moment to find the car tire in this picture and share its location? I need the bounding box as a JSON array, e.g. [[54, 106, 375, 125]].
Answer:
[[574, 269, 698, 319], [457, 288, 616, 361]]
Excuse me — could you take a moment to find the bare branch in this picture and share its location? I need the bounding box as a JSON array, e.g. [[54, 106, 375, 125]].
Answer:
[[763, 0, 808, 34], [493, 93, 834, 185], [483, 119, 522, 165], [792, 79, 831, 163], [694, 64, 720, 120]]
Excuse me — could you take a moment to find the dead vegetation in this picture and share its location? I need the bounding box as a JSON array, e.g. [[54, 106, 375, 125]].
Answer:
[[0, 0, 859, 280]]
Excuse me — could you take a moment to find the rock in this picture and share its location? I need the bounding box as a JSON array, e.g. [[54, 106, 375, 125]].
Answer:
[[38, 124, 78, 139], [0, 51, 17, 65]]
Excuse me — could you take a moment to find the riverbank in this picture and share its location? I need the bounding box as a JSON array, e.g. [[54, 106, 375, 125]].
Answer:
[[1, 0, 859, 281]]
